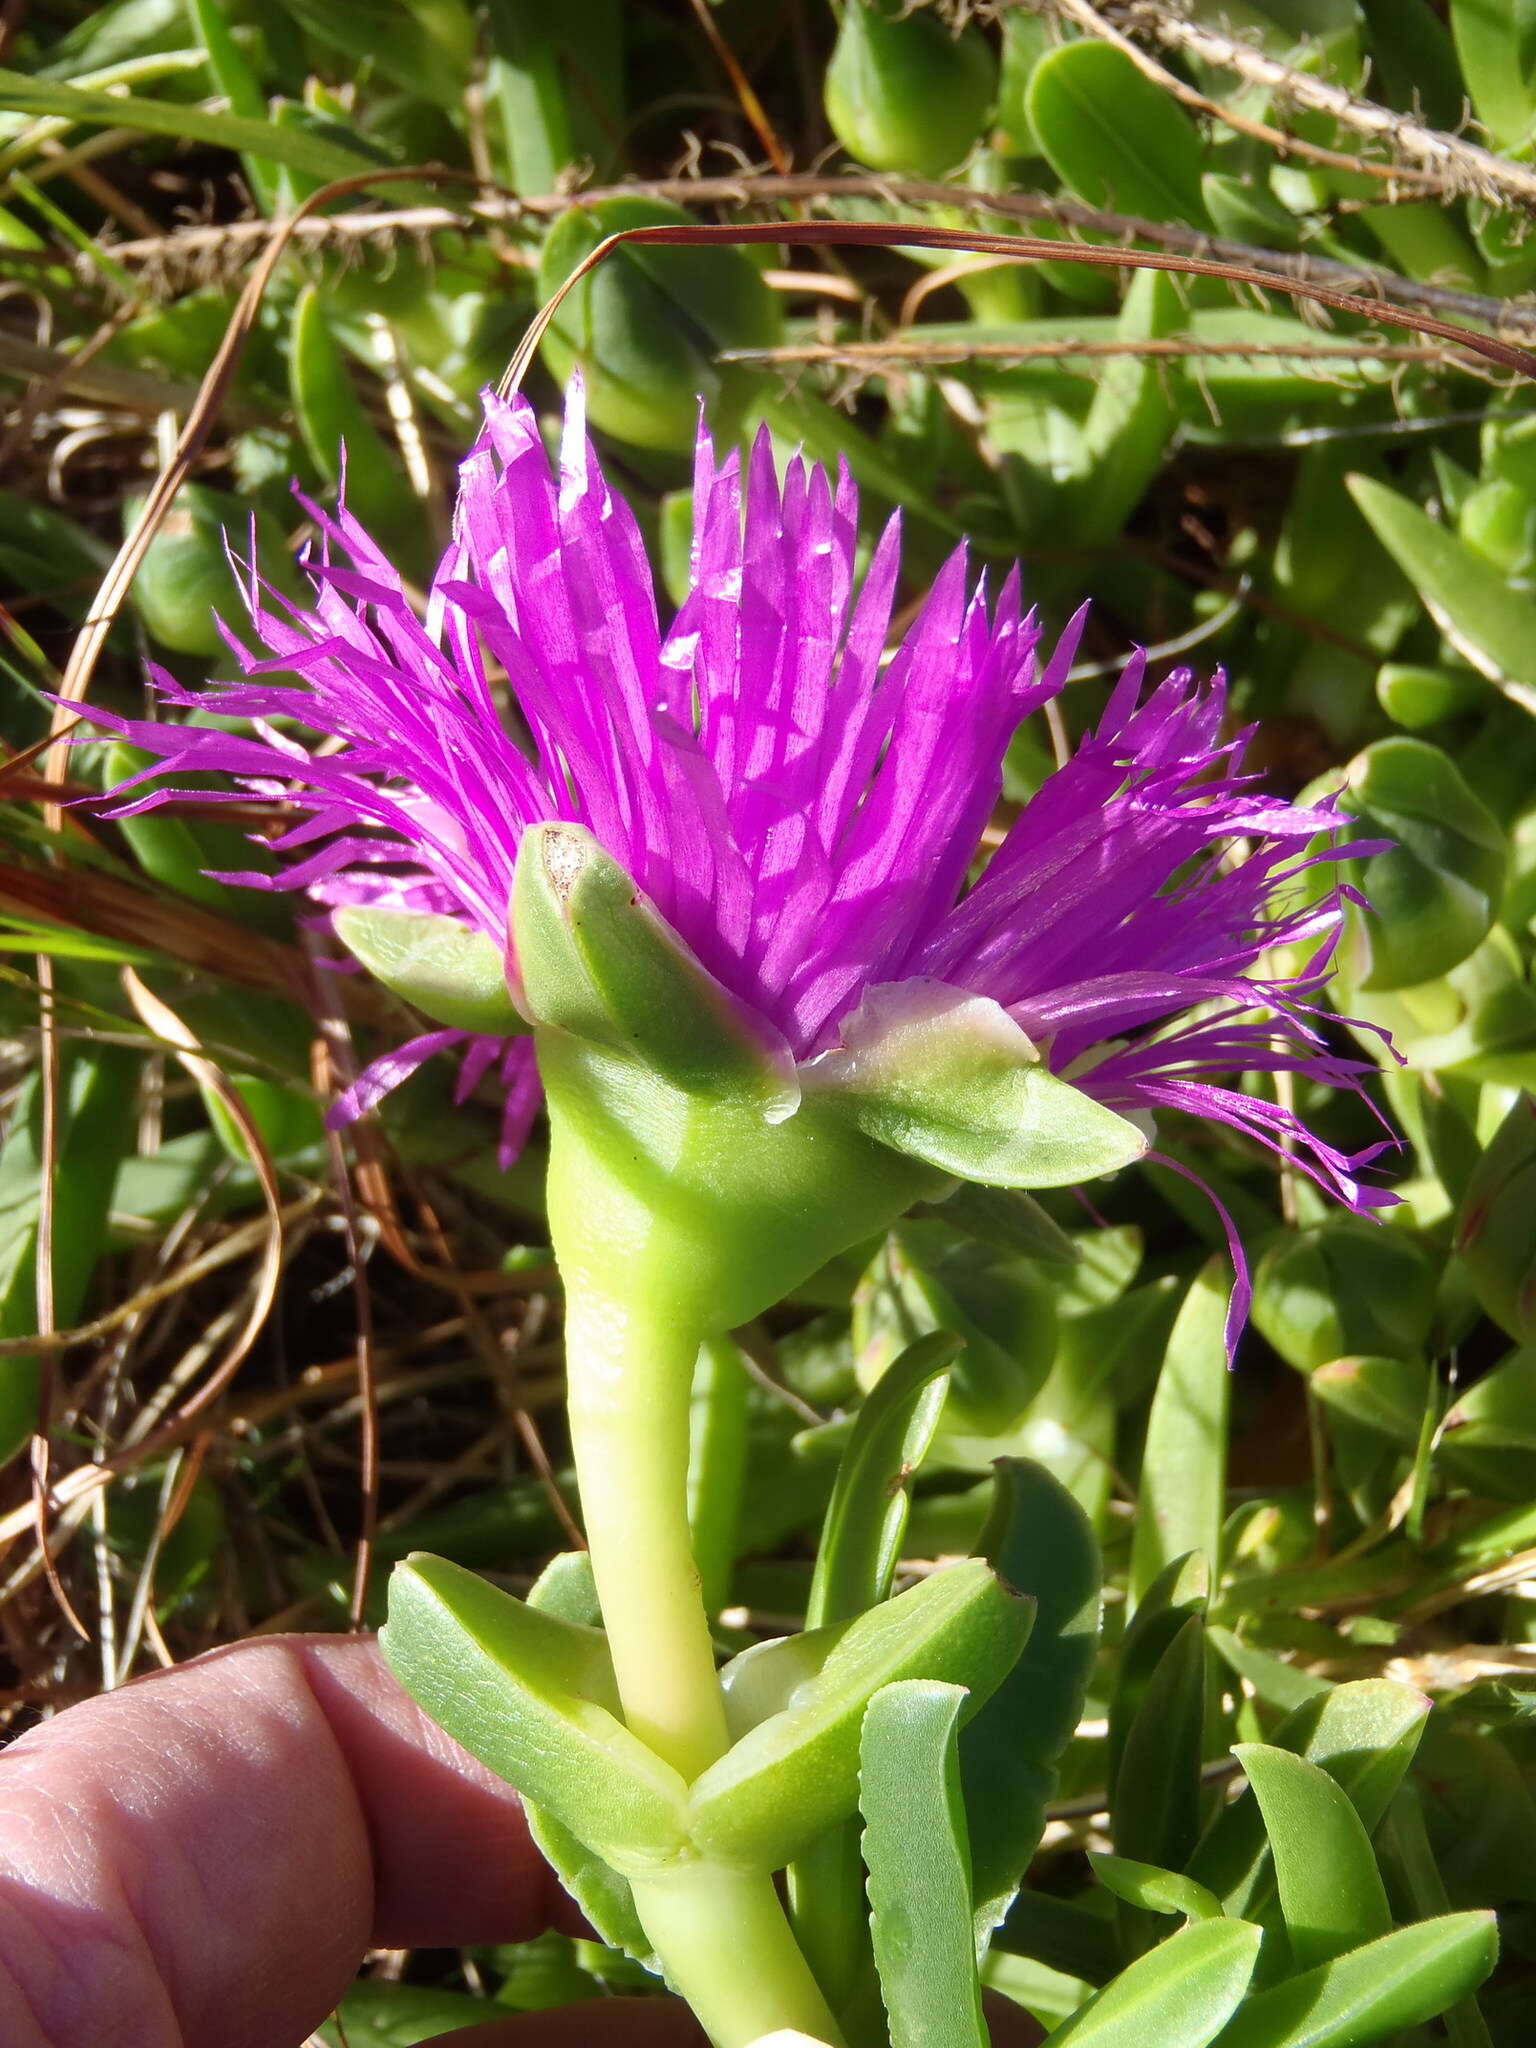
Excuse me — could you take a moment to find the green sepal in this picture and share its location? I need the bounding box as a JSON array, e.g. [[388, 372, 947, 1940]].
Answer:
[[539, 1029, 943, 1335], [379, 1553, 690, 1875], [511, 821, 798, 1115], [332, 905, 528, 1037], [809, 980, 1148, 1189], [686, 1557, 1032, 1871]]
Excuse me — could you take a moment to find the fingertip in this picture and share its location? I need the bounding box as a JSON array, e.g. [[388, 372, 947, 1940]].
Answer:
[[288, 1637, 561, 1946]]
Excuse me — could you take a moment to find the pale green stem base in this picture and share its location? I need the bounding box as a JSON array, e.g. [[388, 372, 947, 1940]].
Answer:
[[563, 1283, 728, 1778], [561, 1282, 843, 2046], [633, 1865, 846, 2048]]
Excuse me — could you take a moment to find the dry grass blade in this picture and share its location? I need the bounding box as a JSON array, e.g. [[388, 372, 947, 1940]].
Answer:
[[581, 176, 1536, 338], [0, 330, 231, 418], [724, 336, 1473, 372], [0, 861, 384, 1011], [686, 0, 791, 175], [13, 164, 522, 1669], [0, 1197, 323, 1360], [119, 970, 285, 1424], [0, 713, 88, 791], [504, 217, 1536, 396], [0, 1319, 525, 1556], [29, 954, 89, 1641], [22, 174, 1536, 340], [310, 1029, 380, 1631], [112, 1445, 184, 1681]]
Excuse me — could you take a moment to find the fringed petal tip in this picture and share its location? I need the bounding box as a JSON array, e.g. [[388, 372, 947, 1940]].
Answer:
[[325, 1029, 468, 1129], [1145, 1143, 1398, 1369], [325, 1029, 545, 1169]]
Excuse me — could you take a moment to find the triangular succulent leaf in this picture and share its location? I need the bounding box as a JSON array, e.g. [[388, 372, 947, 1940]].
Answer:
[[810, 980, 1149, 1188]]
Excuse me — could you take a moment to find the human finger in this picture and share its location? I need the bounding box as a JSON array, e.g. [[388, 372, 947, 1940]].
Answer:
[[0, 1634, 566, 2048]]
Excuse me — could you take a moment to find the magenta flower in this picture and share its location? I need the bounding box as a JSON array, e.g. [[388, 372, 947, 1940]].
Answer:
[[96, 385, 1393, 1316]]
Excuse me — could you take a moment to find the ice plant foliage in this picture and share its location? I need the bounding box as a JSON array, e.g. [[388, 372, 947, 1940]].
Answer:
[[98, 382, 1391, 1287]]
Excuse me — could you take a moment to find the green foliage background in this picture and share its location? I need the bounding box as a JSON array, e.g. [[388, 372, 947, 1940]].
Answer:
[[3, 1, 1536, 2040]]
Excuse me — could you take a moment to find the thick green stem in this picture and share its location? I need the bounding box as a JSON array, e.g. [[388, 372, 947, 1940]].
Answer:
[[561, 1278, 843, 2045], [562, 1281, 729, 1780], [632, 1865, 848, 2048]]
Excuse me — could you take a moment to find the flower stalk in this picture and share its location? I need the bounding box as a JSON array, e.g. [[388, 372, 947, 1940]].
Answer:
[[560, 1271, 841, 2044], [557, 1272, 728, 1780], [544, 1067, 849, 2044], [628, 1863, 843, 2048]]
